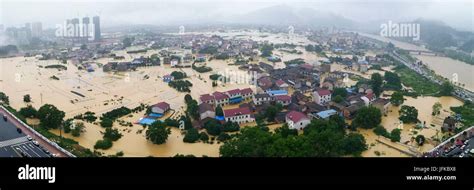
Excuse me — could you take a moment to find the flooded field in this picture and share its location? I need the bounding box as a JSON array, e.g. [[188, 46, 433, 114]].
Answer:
[[188, 30, 314, 45], [362, 95, 463, 157], [1, 30, 466, 157], [0, 49, 254, 157]]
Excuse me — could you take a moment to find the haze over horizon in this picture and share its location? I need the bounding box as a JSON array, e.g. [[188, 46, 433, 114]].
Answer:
[[1, 0, 472, 32]]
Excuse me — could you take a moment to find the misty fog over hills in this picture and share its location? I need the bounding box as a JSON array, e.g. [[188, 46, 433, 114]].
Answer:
[[0, 1, 472, 48]]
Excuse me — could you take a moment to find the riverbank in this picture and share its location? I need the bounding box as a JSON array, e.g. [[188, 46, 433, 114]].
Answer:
[[359, 32, 474, 92]]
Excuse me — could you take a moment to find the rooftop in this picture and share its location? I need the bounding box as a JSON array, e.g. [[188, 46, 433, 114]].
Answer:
[[224, 107, 252, 117], [286, 111, 309, 123]]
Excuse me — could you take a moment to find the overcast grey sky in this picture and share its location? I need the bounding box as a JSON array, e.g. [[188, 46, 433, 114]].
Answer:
[[1, 0, 473, 31]]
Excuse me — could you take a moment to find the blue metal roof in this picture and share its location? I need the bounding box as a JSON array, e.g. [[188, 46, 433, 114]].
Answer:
[[148, 113, 163, 118], [139, 118, 157, 125], [215, 116, 225, 121], [316, 109, 338, 119], [267, 90, 288, 96]]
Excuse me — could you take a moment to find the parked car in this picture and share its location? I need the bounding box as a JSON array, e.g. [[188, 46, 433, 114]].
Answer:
[[2, 114, 7, 121], [16, 128, 22, 134], [27, 136, 32, 141], [33, 141, 39, 146]]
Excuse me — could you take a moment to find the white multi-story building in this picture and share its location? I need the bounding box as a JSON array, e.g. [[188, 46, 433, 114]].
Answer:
[[313, 89, 332, 105], [286, 111, 311, 130], [223, 107, 254, 124]]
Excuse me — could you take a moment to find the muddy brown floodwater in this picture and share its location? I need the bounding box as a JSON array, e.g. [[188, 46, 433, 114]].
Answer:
[[361, 94, 463, 157]]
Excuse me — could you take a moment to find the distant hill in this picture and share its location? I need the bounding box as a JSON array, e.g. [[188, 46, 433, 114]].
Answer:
[[358, 18, 474, 52], [224, 5, 355, 29], [460, 39, 474, 53]]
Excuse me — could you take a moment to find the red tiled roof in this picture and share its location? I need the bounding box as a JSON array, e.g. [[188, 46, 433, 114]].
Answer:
[[213, 91, 229, 101], [153, 102, 170, 110], [300, 64, 312, 70], [200, 94, 214, 102], [275, 79, 286, 86], [227, 89, 241, 96], [258, 77, 272, 86], [275, 95, 291, 101], [286, 111, 309, 123], [240, 88, 253, 95], [224, 107, 251, 117], [316, 89, 331, 96], [199, 103, 214, 114], [365, 92, 374, 100]]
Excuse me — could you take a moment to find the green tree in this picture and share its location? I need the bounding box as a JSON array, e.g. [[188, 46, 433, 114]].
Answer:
[[220, 127, 273, 157], [342, 133, 367, 156], [63, 119, 73, 133], [94, 139, 113, 150], [146, 121, 171, 144], [71, 122, 85, 137], [220, 116, 367, 157], [333, 95, 344, 103], [415, 135, 425, 146], [179, 115, 193, 130], [384, 71, 402, 90], [0, 92, 9, 105], [332, 88, 348, 98], [19, 105, 37, 118], [184, 94, 193, 104], [183, 128, 200, 143], [274, 124, 298, 138], [186, 100, 199, 120], [390, 91, 404, 106], [352, 106, 382, 129], [217, 133, 231, 142], [170, 71, 187, 80], [399, 105, 418, 123], [432, 102, 442, 116], [264, 104, 282, 122], [222, 121, 240, 132], [439, 81, 454, 96], [37, 104, 65, 129], [100, 117, 114, 128], [204, 119, 221, 136], [215, 105, 224, 117], [389, 129, 401, 142], [23, 94, 31, 103], [370, 73, 383, 97], [103, 128, 122, 141], [373, 125, 390, 138], [199, 132, 209, 142], [209, 74, 222, 81], [164, 118, 179, 127]]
